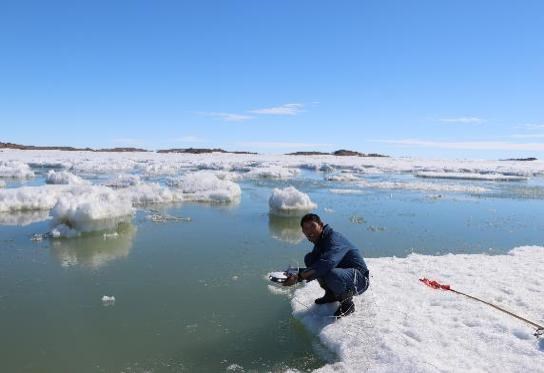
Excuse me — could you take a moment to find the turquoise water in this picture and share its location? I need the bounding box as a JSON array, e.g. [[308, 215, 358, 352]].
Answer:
[[1, 172, 544, 372]]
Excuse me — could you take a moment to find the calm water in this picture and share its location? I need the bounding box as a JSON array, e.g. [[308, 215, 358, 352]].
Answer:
[[1, 173, 544, 372]]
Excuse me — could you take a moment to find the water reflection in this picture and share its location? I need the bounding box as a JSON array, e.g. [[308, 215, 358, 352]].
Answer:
[[268, 214, 305, 244], [50, 223, 136, 268], [0, 210, 50, 226]]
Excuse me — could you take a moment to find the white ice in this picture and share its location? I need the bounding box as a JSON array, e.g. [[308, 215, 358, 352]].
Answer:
[[0, 160, 35, 179], [46, 170, 89, 185], [415, 171, 528, 182], [50, 186, 134, 236], [166, 171, 241, 203], [269, 186, 317, 215], [290, 246, 544, 372]]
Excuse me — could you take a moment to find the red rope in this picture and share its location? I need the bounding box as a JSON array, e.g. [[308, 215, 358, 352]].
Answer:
[[419, 277, 544, 336]]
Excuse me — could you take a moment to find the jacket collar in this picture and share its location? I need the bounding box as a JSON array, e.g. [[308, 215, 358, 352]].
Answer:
[[316, 224, 332, 244]]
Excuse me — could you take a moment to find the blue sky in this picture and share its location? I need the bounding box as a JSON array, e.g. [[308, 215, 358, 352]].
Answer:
[[1, 0, 543, 158]]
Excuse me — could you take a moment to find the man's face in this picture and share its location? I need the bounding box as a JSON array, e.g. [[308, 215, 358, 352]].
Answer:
[[301, 221, 324, 244]]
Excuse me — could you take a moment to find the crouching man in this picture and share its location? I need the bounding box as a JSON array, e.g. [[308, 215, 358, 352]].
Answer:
[[283, 213, 369, 318]]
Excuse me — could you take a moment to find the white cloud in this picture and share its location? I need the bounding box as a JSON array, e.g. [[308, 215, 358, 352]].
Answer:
[[510, 133, 544, 139], [516, 123, 544, 130], [249, 103, 304, 116], [202, 112, 254, 122], [237, 141, 332, 149], [438, 117, 485, 124], [374, 139, 544, 152]]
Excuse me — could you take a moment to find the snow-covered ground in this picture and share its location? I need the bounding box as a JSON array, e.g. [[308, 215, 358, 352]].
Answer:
[[291, 246, 544, 372], [1, 149, 543, 178]]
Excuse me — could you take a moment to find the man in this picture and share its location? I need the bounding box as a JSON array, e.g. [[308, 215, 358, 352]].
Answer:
[[283, 213, 369, 318]]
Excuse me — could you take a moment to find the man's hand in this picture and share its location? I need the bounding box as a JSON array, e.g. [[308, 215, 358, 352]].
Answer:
[[282, 274, 298, 286]]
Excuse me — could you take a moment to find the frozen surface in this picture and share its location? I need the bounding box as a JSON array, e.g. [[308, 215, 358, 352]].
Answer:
[[291, 246, 544, 372]]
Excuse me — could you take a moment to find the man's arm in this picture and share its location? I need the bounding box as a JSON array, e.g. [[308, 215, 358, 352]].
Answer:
[[306, 239, 350, 281]]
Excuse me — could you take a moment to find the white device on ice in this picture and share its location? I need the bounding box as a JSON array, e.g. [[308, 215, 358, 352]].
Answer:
[[268, 267, 300, 283]]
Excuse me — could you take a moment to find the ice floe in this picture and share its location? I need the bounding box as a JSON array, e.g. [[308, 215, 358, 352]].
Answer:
[[46, 170, 89, 185], [290, 246, 544, 372], [356, 180, 489, 194], [269, 186, 317, 215], [104, 174, 142, 188], [50, 186, 134, 236], [415, 171, 528, 182], [325, 173, 360, 182], [0, 160, 35, 179], [243, 165, 300, 180], [166, 171, 241, 203]]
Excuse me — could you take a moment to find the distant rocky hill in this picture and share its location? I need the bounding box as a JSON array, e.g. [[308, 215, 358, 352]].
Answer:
[[500, 157, 537, 161], [0, 142, 148, 152], [1, 141, 387, 157], [156, 148, 257, 154], [287, 149, 388, 157]]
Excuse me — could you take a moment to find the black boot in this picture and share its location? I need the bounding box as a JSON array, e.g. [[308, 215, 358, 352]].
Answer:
[[314, 291, 337, 305], [334, 295, 355, 318]]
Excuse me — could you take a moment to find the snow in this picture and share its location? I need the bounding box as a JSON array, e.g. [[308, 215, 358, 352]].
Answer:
[[269, 186, 317, 215], [166, 171, 241, 203], [290, 246, 544, 372], [46, 170, 89, 185]]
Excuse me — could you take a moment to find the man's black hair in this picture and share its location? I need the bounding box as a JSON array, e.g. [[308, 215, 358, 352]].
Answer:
[[300, 213, 323, 227]]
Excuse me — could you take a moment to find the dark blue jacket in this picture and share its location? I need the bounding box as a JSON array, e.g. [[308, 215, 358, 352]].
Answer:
[[304, 225, 368, 281]]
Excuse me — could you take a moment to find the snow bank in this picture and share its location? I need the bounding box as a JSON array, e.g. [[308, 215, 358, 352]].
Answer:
[[166, 171, 241, 203], [50, 186, 133, 237], [291, 246, 544, 372], [0, 160, 34, 178], [46, 170, 89, 185], [415, 171, 528, 182], [269, 186, 317, 215]]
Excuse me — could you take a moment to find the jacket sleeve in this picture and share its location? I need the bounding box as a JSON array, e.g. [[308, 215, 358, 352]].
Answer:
[[306, 237, 350, 281]]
